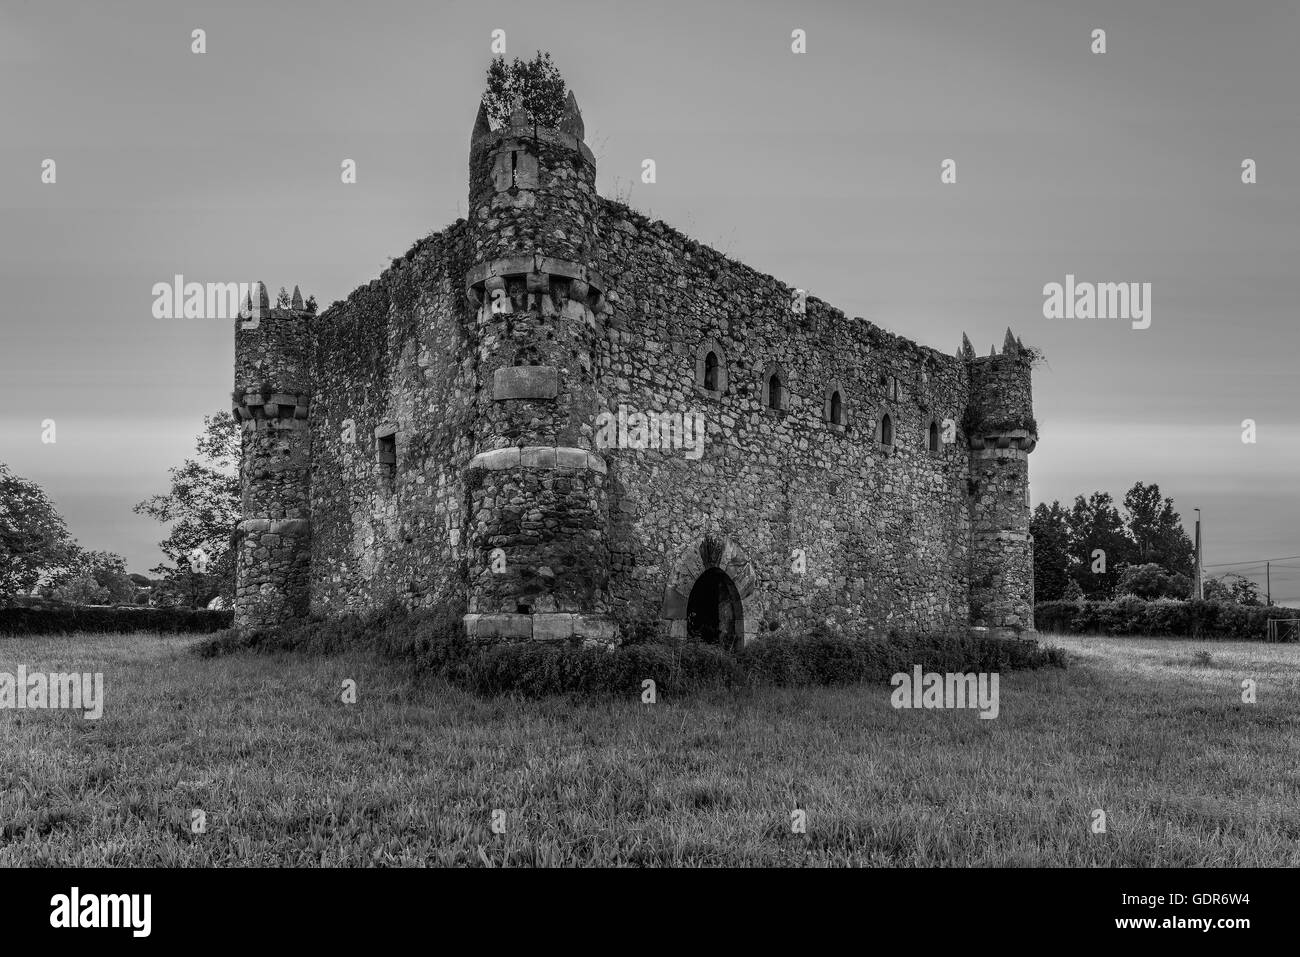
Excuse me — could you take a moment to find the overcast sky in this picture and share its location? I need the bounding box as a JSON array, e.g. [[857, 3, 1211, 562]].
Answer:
[[1, 0, 1297, 599]]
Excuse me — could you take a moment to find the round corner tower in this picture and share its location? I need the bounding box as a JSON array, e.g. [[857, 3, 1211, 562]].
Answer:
[[965, 330, 1037, 637], [232, 283, 313, 631], [461, 89, 617, 645]]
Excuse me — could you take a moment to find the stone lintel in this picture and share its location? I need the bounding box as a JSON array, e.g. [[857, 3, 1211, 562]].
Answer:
[[972, 530, 1031, 542], [239, 517, 309, 535]]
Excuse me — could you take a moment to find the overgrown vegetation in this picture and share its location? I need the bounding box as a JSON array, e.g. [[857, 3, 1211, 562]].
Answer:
[[196, 608, 1065, 698], [0, 604, 232, 636], [1035, 597, 1289, 641], [481, 52, 567, 130], [961, 409, 1038, 437]]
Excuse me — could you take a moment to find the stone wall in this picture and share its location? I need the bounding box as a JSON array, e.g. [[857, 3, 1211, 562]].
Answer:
[[305, 223, 477, 618], [585, 200, 982, 639]]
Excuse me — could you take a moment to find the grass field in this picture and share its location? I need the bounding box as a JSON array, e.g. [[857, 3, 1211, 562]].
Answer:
[[1, 632, 1297, 866]]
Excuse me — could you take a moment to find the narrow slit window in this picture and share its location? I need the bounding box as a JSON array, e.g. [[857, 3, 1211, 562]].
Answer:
[[880, 414, 893, 446], [929, 420, 939, 452], [830, 390, 843, 425], [768, 374, 784, 410], [704, 351, 719, 391]]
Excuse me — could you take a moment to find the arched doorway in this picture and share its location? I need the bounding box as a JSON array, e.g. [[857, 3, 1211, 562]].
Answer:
[[660, 535, 762, 646], [686, 567, 743, 651]]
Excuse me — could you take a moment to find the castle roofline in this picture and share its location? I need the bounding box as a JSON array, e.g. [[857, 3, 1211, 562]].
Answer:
[[597, 197, 966, 368]]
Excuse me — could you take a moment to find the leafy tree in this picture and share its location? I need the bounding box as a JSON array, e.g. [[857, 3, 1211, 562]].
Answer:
[[133, 412, 240, 607], [482, 52, 567, 130], [0, 464, 79, 597], [50, 572, 109, 605], [1121, 482, 1194, 579], [1062, 579, 1085, 601], [1066, 492, 1134, 599], [1204, 574, 1263, 606], [1030, 501, 1072, 601], [78, 549, 136, 604], [1116, 562, 1191, 600]]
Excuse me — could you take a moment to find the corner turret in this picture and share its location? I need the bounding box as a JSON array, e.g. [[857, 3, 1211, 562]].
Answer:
[[461, 66, 616, 645], [962, 329, 1038, 636], [232, 281, 315, 631]]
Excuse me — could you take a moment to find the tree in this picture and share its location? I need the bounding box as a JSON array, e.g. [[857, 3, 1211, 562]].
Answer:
[[1204, 574, 1263, 606], [1121, 482, 1194, 580], [1030, 501, 1072, 601], [50, 572, 109, 605], [0, 464, 79, 597], [1116, 562, 1191, 600], [78, 549, 136, 604], [133, 412, 240, 607], [482, 52, 567, 130], [1066, 492, 1134, 599]]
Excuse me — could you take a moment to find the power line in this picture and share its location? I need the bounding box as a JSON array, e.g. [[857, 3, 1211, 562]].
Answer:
[[1204, 554, 1300, 568]]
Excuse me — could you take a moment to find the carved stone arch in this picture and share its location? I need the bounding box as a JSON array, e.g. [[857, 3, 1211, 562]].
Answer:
[[823, 379, 846, 428], [695, 337, 728, 395], [660, 533, 762, 645], [760, 361, 789, 411]]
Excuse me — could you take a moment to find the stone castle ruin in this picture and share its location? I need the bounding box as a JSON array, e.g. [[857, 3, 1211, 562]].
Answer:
[[232, 74, 1039, 646]]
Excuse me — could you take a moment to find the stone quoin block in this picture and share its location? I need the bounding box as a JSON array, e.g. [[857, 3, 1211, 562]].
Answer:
[[493, 365, 558, 401]]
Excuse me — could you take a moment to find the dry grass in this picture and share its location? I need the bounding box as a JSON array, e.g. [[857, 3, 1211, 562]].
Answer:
[[1, 632, 1297, 866]]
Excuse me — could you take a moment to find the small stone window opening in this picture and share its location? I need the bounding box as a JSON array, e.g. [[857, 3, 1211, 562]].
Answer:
[[696, 340, 727, 395], [880, 414, 893, 446], [767, 373, 784, 410], [928, 420, 940, 452], [375, 428, 397, 489], [829, 390, 843, 426], [704, 351, 719, 391]]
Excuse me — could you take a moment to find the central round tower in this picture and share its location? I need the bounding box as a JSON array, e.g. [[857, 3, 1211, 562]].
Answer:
[[461, 90, 618, 645]]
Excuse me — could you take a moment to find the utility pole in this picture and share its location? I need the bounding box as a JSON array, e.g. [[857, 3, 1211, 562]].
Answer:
[[1194, 508, 1203, 599], [1266, 561, 1271, 606]]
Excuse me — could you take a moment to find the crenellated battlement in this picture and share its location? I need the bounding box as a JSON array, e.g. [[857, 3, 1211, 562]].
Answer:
[[464, 254, 609, 316], [962, 328, 1037, 453]]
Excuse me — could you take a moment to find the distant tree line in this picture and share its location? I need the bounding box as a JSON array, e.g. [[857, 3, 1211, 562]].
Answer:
[[1, 411, 237, 609], [1032, 481, 1265, 606]]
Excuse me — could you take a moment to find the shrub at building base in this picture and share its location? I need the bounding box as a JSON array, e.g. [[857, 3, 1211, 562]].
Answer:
[[194, 609, 1066, 698]]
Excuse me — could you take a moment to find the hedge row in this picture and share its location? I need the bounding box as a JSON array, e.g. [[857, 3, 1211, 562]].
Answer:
[[1035, 597, 1292, 641], [0, 604, 234, 636], [196, 608, 1066, 698]]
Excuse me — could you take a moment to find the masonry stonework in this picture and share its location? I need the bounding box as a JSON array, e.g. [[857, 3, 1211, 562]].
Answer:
[[232, 81, 1040, 644]]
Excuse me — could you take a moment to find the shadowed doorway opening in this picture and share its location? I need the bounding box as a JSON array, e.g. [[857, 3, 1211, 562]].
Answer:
[[686, 567, 743, 651]]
